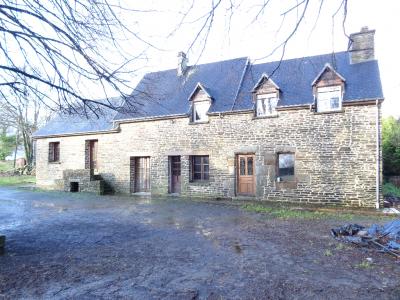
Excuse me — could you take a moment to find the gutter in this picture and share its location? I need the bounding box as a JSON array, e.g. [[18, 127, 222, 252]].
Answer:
[[32, 128, 120, 140], [114, 113, 188, 125], [375, 98, 381, 209]]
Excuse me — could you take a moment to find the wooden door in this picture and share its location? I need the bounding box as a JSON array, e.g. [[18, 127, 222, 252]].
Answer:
[[134, 157, 150, 192], [237, 154, 255, 196], [170, 156, 181, 193], [89, 140, 98, 169]]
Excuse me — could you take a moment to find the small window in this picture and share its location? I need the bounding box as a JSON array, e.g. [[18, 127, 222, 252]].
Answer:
[[192, 101, 210, 122], [278, 153, 294, 181], [317, 86, 342, 112], [256, 93, 278, 117], [48, 142, 60, 163], [190, 155, 209, 181]]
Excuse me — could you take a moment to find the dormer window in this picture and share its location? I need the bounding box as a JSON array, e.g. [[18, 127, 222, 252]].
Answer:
[[189, 82, 212, 123], [256, 93, 278, 117], [317, 86, 342, 112], [252, 73, 280, 118], [192, 101, 210, 122], [312, 64, 345, 113]]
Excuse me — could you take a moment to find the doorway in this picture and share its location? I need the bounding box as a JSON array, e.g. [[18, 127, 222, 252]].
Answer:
[[169, 156, 181, 193], [237, 154, 255, 196], [89, 140, 98, 170], [133, 157, 150, 193]]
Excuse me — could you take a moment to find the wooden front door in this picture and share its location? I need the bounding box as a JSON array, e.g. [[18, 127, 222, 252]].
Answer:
[[237, 154, 255, 196], [89, 140, 98, 170], [134, 157, 150, 192], [170, 156, 181, 193]]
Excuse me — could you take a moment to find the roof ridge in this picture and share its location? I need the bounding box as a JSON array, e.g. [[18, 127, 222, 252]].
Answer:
[[146, 56, 249, 75], [251, 51, 348, 66]]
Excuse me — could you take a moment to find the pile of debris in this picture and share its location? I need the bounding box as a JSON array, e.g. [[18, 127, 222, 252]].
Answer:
[[384, 195, 400, 208], [331, 219, 400, 258]]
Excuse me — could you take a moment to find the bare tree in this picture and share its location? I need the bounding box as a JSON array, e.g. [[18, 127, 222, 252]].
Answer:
[[0, 0, 155, 115], [172, 0, 349, 69], [0, 91, 50, 167], [0, 0, 349, 114]]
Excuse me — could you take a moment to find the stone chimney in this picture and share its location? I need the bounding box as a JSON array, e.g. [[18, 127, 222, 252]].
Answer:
[[348, 26, 375, 64], [177, 51, 188, 76]]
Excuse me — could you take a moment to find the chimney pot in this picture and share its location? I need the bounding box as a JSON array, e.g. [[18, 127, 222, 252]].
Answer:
[[177, 51, 188, 76], [348, 26, 375, 64]]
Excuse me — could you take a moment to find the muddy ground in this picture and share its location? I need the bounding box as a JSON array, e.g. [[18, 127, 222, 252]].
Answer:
[[0, 187, 399, 299]]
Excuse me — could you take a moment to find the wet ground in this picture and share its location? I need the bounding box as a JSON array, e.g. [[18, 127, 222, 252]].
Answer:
[[0, 187, 399, 299]]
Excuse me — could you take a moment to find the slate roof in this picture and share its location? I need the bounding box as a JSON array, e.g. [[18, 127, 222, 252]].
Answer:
[[234, 51, 383, 110], [114, 57, 248, 120], [33, 99, 120, 137], [34, 51, 383, 137]]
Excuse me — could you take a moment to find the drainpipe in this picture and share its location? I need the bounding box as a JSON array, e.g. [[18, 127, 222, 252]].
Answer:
[[375, 98, 380, 209]]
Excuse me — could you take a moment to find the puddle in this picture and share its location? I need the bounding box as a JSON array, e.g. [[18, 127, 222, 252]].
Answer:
[[233, 243, 243, 254]]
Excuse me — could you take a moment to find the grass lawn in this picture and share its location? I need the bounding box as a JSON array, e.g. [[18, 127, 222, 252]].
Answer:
[[0, 175, 36, 186], [0, 160, 13, 172], [241, 203, 391, 221]]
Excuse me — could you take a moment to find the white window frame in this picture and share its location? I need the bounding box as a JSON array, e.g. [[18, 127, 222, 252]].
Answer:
[[317, 86, 342, 112], [256, 93, 278, 117], [192, 100, 210, 123]]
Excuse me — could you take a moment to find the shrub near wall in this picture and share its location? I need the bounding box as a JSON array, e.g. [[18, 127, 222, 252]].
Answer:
[[382, 117, 400, 176]]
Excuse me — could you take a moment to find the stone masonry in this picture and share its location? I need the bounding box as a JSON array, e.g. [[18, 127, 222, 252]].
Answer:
[[35, 103, 382, 207], [63, 169, 105, 195]]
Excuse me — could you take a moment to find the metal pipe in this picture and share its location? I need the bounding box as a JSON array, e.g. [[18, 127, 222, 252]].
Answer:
[[375, 99, 380, 209]]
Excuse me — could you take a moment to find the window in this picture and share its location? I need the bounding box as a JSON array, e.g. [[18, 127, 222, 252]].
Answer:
[[278, 153, 294, 181], [85, 140, 98, 169], [192, 101, 210, 122], [256, 93, 278, 117], [190, 155, 209, 181], [48, 142, 60, 163], [317, 86, 342, 112]]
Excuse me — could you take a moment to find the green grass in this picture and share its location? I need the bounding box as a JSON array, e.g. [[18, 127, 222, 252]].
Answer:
[[383, 182, 400, 197], [0, 160, 13, 172], [241, 203, 381, 221], [355, 260, 374, 269], [0, 175, 35, 186]]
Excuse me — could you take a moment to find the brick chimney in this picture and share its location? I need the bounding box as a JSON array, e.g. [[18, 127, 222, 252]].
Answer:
[[348, 26, 375, 64], [177, 51, 188, 76]]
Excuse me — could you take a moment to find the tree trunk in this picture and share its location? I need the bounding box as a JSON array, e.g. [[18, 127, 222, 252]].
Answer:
[[13, 129, 19, 169]]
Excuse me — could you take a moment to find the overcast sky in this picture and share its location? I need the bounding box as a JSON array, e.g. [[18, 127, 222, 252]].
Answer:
[[117, 0, 399, 117]]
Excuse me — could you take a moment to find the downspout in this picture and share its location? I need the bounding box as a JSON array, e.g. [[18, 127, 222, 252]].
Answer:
[[375, 99, 380, 209]]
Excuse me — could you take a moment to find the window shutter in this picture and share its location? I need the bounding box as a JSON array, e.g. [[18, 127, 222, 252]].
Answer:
[[85, 140, 90, 169], [54, 143, 60, 161], [48, 143, 54, 162]]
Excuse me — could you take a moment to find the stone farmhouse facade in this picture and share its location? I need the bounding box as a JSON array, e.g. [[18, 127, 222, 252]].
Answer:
[[33, 27, 384, 207]]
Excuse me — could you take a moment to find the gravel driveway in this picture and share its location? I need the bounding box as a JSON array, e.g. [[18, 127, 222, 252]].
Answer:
[[0, 187, 399, 299]]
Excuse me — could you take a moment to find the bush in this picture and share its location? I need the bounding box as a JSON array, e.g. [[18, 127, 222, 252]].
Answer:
[[0, 135, 15, 160], [382, 117, 400, 175], [383, 182, 400, 197]]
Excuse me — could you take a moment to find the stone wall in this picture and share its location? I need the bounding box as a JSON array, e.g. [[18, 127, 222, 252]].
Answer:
[[63, 169, 105, 195], [35, 104, 382, 207]]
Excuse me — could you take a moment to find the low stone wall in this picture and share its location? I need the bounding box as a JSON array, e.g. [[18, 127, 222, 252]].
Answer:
[[63, 169, 105, 195]]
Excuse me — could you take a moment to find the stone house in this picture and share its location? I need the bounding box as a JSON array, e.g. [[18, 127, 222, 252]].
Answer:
[[33, 27, 384, 207]]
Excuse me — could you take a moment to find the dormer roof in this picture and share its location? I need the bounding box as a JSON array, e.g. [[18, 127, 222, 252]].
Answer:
[[252, 73, 280, 92], [311, 63, 346, 86], [188, 82, 213, 101]]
